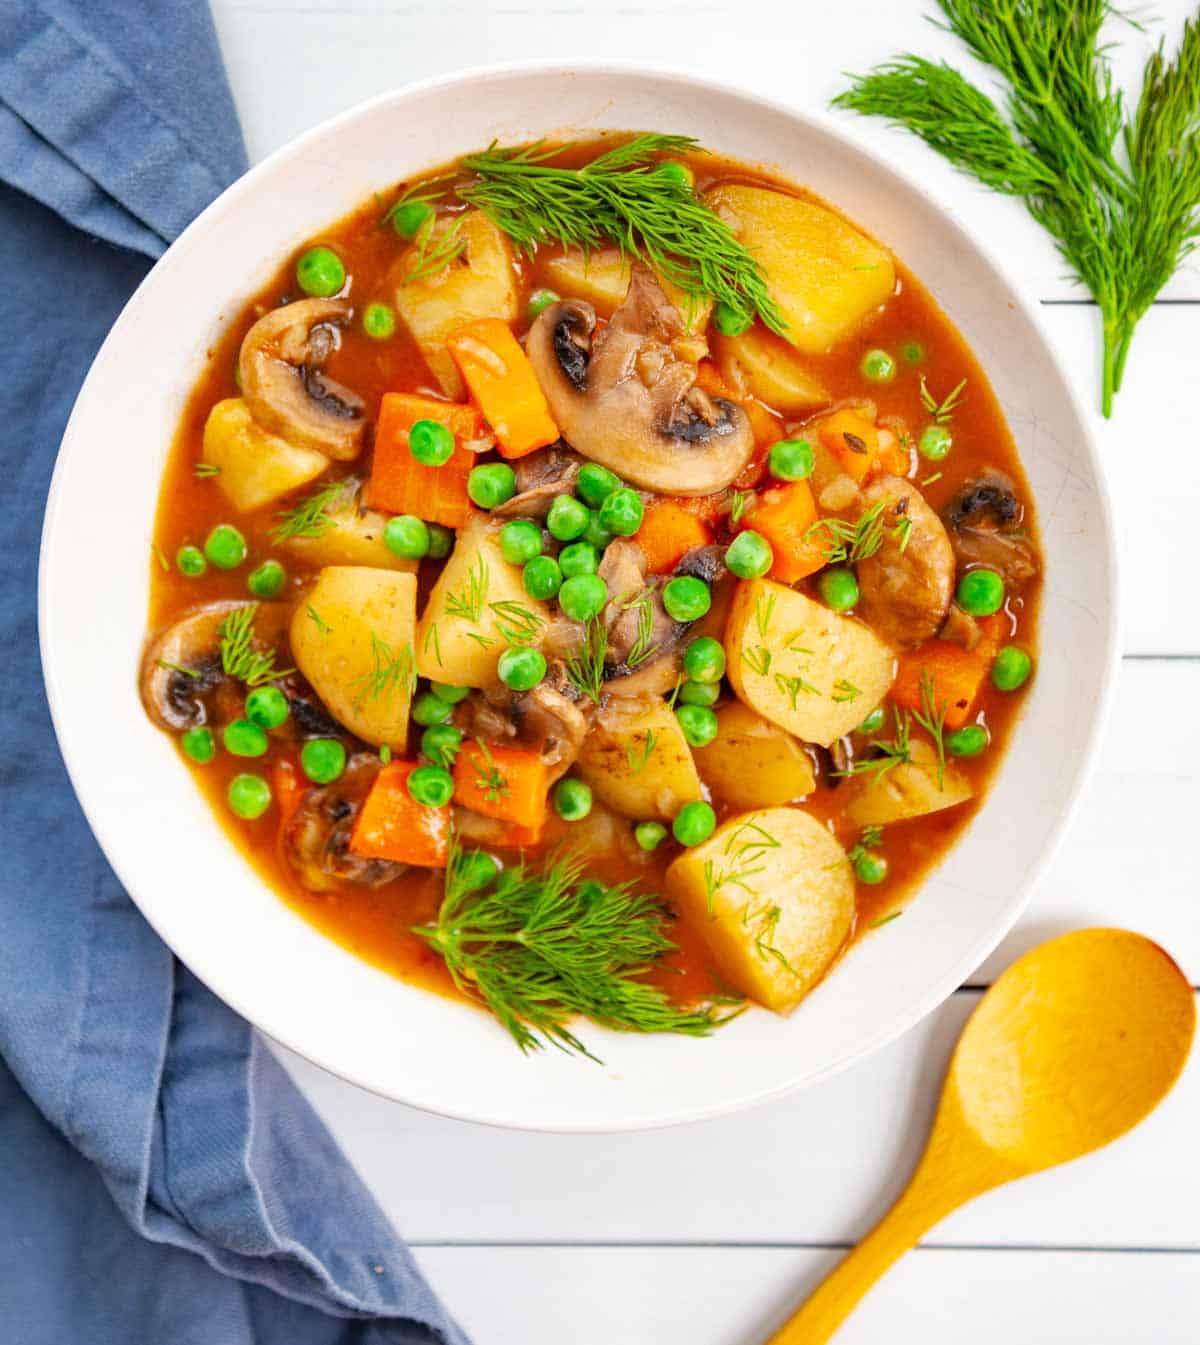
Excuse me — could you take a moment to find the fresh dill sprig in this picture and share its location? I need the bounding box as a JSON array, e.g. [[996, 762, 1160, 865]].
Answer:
[[416, 840, 738, 1058], [626, 728, 658, 775], [806, 499, 888, 564], [193, 462, 221, 478], [834, 1, 1200, 416], [920, 375, 967, 424], [306, 604, 332, 639], [621, 590, 659, 669], [911, 667, 949, 790], [446, 553, 489, 624], [457, 135, 786, 335], [837, 706, 912, 784], [490, 598, 544, 646], [270, 480, 345, 542], [401, 215, 466, 287], [470, 738, 509, 802], [350, 633, 415, 712], [832, 678, 862, 703], [564, 616, 608, 702], [218, 605, 293, 687]]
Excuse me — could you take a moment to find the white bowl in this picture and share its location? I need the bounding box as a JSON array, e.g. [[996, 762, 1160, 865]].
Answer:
[[39, 65, 1117, 1131]]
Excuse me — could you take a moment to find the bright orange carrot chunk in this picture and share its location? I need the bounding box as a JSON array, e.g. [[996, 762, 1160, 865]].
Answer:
[[272, 755, 308, 827], [818, 409, 883, 483], [892, 641, 990, 730], [349, 760, 450, 868], [452, 741, 549, 829], [636, 500, 712, 574], [446, 318, 559, 459], [369, 393, 483, 528], [747, 480, 827, 583]]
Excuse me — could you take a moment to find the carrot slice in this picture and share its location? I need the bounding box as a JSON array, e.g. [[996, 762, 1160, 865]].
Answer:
[[817, 409, 883, 484], [446, 318, 559, 459], [349, 760, 450, 868], [892, 641, 990, 730], [747, 480, 827, 583], [272, 755, 308, 827], [369, 392, 484, 529], [637, 500, 712, 574], [452, 741, 550, 829]]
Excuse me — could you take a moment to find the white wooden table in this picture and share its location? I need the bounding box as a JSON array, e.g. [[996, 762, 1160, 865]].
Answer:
[[210, 3, 1200, 1338]]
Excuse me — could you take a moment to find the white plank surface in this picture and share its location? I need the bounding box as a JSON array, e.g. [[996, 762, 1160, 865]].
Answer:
[[209, 0, 1200, 1339]]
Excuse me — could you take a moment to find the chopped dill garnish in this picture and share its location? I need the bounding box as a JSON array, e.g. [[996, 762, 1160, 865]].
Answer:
[[217, 605, 293, 687], [753, 591, 776, 639], [912, 667, 949, 790], [157, 659, 200, 679], [150, 542, 169, 572], [350, 633, 415, 712], [564, 616, 608, 702], [379, 744, 392, 765], [415, 840, 739, 1058], [270, 480, 346, 542], [193, 462, 221, 478], [446, 553, 489, 624], [742, 644, 772, 677], [626, 728, 658, 775], [490, 598, 543, 646], [919, 374, 967, 424], [837, 706, 912, 785], [775, 671, 817, 709], [832, 679, 862, 703], [622, 590, 659, 669], [806, 499, 888, 564], [470, 738, 509, 802], [728, 490, 754, 525], [702, 819, 782, 912], [869, 909, 904, 930], [846, 825, 885, 869], [921, 471, 944, 487], [382, 171, 456, 224], [306, 605, 332, 639], [893, 513, 914, 554], [401, 215, 467, 287], [423, 620, 444, 669]]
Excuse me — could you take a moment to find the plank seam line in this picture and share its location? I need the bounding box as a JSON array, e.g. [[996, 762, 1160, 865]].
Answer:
[[1122, 654, 1200, 663], [1039, 298, 1200, 307], [407, 1240, 1200, 1254]]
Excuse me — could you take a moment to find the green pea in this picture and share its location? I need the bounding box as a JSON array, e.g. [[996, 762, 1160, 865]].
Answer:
[[427, 523, 454, 559], [634, 820, 668, 852], [818, 567, 859, 612], [598, 487, 644, 538], [581, 510, 614, 550], [245, 686, 289, 730], [546, 494, 589, 541], [363, 302, 396, 340], [467, 463, 517, 509], [558, 574, 608, 622], [861, 348, 896, 383], [919, 425, 952, 461], [712, 301, 752, 337], [409, 418, 455, 467], [658, 160, 694, 189], [956, 567, 1005, 617], [223, 719, 268, 758], [228, 773, 272, 819], [407, 764, 454, 808], [497, 646, 547, 691], [180, 726, 215, 764], [672, 800, 716, 847], [553, 777, 593, 822], [300, 737, 346, 784], [176, 544, 207, 577], [421, 723, 463, 768], [431, 682, 471, 704], [678, 679, 720, 707], [576, 463, 621, 508], [725, 530, 774, 580], [992, 645, 1033, 692], [858, 707, 886, 735], [902, 341, 926, 364], [558, 541, 599, 578], [500, 519, 543, 565], [204, 524, 246, 570], [296, 245, 345, 298], [683, 636, 726, 685], [457, 849, 501, 893], [677, 703, 718, 747], [412, 691, 454, 726], [247, 559, 286, 599], [391, 199, 434, 239], [947, 724, 989, 756], [768, 438, 815, 481], [854, 852, 889, 885], [523, 555, 562, 601], [384, 514, 430, 559], [662, 575, 711, 623], [527, 288, 560, 322]]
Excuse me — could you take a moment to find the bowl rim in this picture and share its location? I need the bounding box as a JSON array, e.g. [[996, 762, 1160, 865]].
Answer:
[[38, 59, 1121, 1131]]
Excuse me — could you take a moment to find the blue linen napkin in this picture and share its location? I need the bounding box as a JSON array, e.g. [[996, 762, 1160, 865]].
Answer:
[[0, 5, 469, 1342]]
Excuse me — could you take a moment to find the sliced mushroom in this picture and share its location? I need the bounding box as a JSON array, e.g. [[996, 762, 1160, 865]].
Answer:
[[939, 602, 982, 652], [942, 471, 1038, 586], [140, 600, 286, 732], [526, 265, 755, 494], [239, 299, 365, 460], [856, 476, 955, 648], [455, 662, 592, 783], [282, 753, 405, 892], [493, 443, 582, 519]]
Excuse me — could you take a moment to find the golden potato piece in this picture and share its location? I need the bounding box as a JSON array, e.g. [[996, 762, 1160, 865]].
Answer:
[[290, 567, 417, 748], [695, 701, 816, 808], [576, 696, 703, 821], [715, 328, 829, 414], [201, 398, 329, 511], [393, 211, 518, 398], [414, 514, 550, 688], [543, 246, 712, 333], [667, 808, 855, 1012], [280, 481, 416, 574], [725, 578, 894, 748], [705, 184, 895, 353], [847, 738, 973, 827]]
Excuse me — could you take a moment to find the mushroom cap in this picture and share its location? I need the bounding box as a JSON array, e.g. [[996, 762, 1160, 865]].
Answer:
[[238, 298, 366, 460], [526, 266, 755, 495]]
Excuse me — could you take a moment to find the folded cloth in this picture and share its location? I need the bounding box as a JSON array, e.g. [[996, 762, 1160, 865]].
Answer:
[[0, 5, 469, 1342]]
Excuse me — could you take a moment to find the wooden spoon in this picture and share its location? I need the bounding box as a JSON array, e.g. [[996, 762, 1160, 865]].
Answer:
[[767, 928, 1195, 1344]]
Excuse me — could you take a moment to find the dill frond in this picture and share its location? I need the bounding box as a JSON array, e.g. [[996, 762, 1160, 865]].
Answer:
[[217, 605, 292, 687]]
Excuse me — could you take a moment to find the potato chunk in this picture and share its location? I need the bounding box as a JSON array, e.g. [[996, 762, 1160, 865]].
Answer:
[[695, 701, 816, 808], [392, 211, 518, 399], [543, 246, 711, 332], [201, 398, 329, 511], [576, 696, 703, 820], [666, 808, 854, 1012], [290, 567, 417, 748], [715, 328, 829, 414], [705, 184, 895, 353], [847, 738, 974, 827], [414, 514, 550, 688], [725, 578, 894, 747], [280, 481, 416, 573]]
